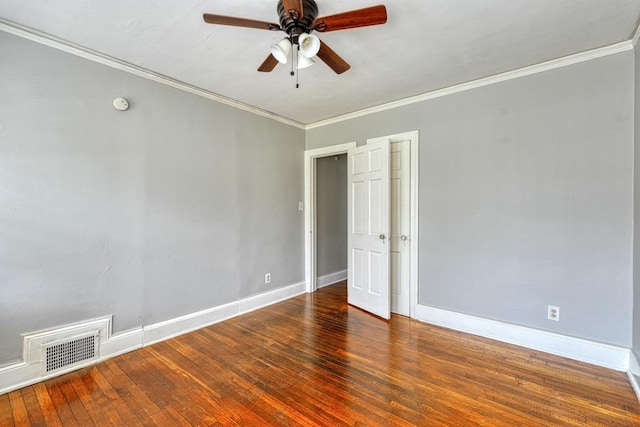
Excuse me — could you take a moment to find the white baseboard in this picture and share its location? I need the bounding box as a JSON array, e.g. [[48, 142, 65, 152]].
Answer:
[[143, 301, 240, 346], [628, 352, 640, 403], [143, 281, 306, 346], [0, 363, 39, 396], [0, 317, 144, 396], [629, 351, 640, 375], [628, 372, 640, 403], [416, 305, 630, 372], [317, 269, 347, 289], [238, 282, 306, 314], [0, 281, 305, 395], [0, 332, 144, 397]]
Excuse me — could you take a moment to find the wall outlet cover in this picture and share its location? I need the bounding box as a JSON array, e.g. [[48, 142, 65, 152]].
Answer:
[[548, 305, 560, 321]]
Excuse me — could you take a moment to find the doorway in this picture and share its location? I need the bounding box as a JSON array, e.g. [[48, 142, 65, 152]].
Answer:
[[304, 131, 419, 318], [315, 154, 348, 288]]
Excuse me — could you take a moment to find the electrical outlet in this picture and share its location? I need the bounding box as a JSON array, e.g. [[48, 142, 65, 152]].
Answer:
[[298, 202, 304, 212], [265, 273, 271, 284], [547, 305, 560, 321]]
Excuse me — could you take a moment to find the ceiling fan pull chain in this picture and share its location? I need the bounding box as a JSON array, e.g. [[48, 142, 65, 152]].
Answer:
[[290, 37, 296, 78], [296, 46, 300, 88]]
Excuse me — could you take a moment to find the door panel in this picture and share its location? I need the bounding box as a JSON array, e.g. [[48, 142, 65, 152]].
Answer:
[[347, 141, 390, 319], [389, 140, 411, 316]]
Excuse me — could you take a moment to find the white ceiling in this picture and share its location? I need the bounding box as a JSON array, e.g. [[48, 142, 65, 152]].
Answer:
[[1, 1, 639, 125]]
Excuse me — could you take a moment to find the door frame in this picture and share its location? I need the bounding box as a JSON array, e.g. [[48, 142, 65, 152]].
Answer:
[[304, 142, 357, 295], [304, 130, 419, 319]]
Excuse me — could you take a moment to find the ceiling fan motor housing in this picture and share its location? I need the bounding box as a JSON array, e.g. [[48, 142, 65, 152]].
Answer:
[[277, 0, 319, 42]]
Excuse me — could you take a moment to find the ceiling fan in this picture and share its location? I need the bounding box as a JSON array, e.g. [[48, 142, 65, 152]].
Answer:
[[203, 0, 388, 75]]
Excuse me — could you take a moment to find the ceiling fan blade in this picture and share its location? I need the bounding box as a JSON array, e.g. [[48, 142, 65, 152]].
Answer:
[[316, 41, 350, 74], [203, 14, 280, 31], [314, 5, 387, 32], [282, 0, 304, 19], [258, 54, 279, 72]]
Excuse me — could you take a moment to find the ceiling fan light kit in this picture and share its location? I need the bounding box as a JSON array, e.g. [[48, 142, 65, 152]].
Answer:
[[298, 33, 320, 58], [297, 53, 316, 69], [270, 38, 293, 64], [203, 0, 387, 86]]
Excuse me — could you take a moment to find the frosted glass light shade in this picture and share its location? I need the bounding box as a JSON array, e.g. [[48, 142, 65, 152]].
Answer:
[[297, 52, 315, 69], [299, 33, 320, 58], [270, 38, 292, 64]]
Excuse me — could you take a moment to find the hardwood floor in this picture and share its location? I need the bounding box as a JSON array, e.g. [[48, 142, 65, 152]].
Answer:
[[2, 282, 640, 426]]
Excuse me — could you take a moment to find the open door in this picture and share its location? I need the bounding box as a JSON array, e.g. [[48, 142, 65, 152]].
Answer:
[[347, 140, 390, 319]]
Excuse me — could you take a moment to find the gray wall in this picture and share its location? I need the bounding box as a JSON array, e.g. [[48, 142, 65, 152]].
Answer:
[[0, 32, 305, 366], [307, 51, 635, 347], [634, 44, 640, 359], [316, 154, 347, 278], [1, 28, 636, 368]]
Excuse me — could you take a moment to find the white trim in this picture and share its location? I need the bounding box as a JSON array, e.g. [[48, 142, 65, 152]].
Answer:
[[142, 301, 239, 347], [144, 281, 306, 345], [0, 363, 37, 397], [409, 134, 419, 319], [0, 19, 305, 130], [99, 328, 144, 358], [366, 131, 420, 319], [0, 281, 305, 395], [3, 18, 633, 132], [0, 327, 144, 396], [416, 305, 631, 372], [304, 142, 357, 294], [317, 269, 348, 288], [238, 282, 306, 315], [2, 17, 634, 131], [630, 17, 640, 403], [305, 41, 633, 130], [633, 22, 640, 48], [20, 316, 111, 363], [630, 351, 640, 375], [628, 372, 640, 403], [0, 317, 143, 396], [628, 353, 640, 403]]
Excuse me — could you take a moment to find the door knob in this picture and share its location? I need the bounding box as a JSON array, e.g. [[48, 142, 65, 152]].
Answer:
[[379, 234, 386, 240], [401, 235, 408, 241]]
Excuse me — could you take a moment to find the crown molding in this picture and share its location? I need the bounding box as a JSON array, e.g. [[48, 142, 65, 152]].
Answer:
[[2, 18, 635, 132], [305, 39, 633, 130], [0, 19, 306, 130]]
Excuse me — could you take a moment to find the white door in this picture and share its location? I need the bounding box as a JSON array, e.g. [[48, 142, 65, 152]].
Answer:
[[347, 140, 391, 319], [390, 140, 411, 316]]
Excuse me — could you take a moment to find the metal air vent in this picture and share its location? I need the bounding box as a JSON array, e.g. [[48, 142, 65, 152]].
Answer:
[[44, 333, 98, 373]]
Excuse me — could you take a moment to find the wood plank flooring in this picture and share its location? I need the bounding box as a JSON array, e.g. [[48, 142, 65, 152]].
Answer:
[[2, 282, 640, 426]]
